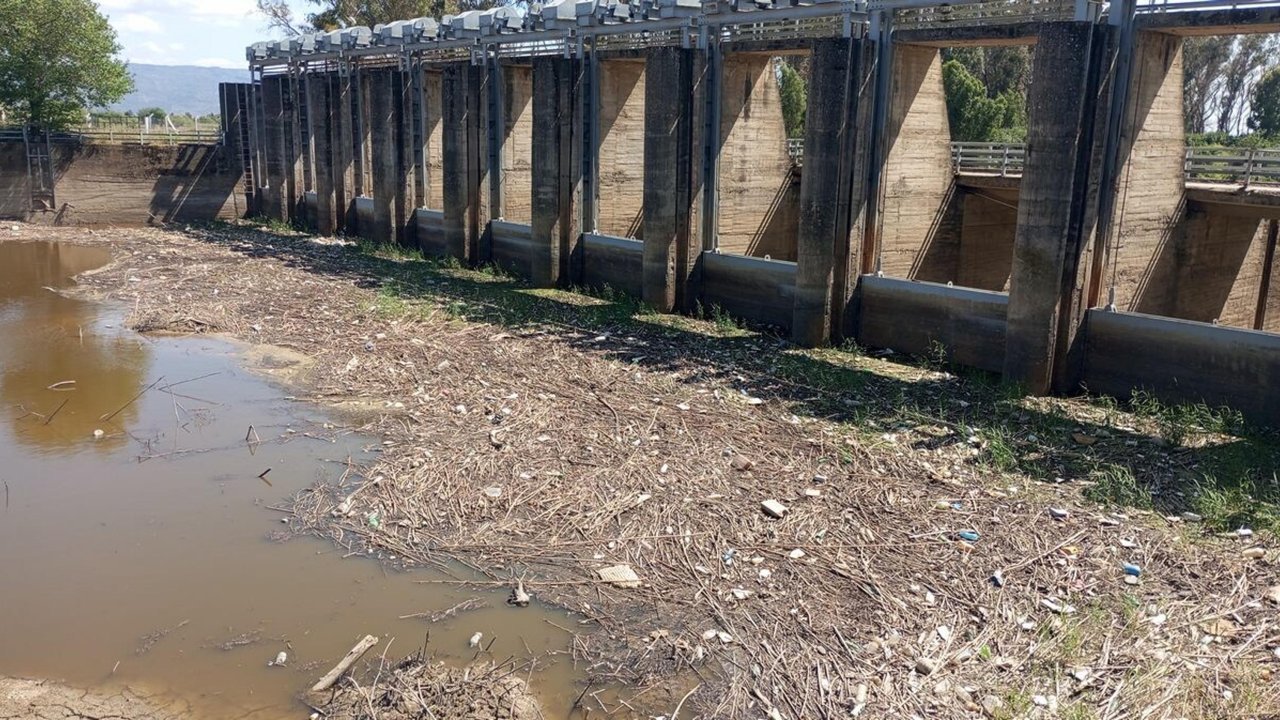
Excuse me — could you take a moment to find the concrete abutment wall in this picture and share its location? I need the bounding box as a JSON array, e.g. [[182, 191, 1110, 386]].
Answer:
[[235, 16, 1280, 426]]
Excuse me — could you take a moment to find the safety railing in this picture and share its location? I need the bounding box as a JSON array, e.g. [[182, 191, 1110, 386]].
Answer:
[[951, 141, 1026, 176], [1185, 146, 1280, 186], [892, 0, 1081, 28], [1133, 0, 1280, 14], [75, 118, 223, 145], [785, 139, 1280, 186]]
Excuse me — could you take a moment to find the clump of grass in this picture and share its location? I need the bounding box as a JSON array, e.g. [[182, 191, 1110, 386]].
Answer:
[[1084, 465, 1153, 509], [979, 425, 1019, 473], [708, 304, 742, 333], [1128, 390, 1245, 445], [1191, 472, 1280, 534], [371, 284, 410, 318], [251, 215, 298, 234], [358, 240, 421, 262]]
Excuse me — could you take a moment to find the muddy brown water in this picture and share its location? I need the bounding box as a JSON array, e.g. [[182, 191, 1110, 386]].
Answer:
[[0, 241, 583, 718]]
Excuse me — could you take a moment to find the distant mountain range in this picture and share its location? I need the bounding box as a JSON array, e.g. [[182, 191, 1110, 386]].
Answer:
[[108, 64, 250, 116]]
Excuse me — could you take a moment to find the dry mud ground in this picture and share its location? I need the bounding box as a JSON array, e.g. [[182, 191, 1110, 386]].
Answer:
[[12, 221, 1280, 720]]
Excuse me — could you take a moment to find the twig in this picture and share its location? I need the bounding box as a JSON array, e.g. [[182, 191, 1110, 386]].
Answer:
[[671, 683, 700, 720], [101, 376, 165, 422], [43, 398, 70, 426]]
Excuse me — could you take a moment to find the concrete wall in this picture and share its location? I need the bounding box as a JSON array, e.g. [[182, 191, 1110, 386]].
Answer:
[[716, 54, 799, 260], [425, 71, 445, 211], [957, 188, 1019, 290], [0, 141, 242, 225], [1110, 31, 1187, 315], [878, 44, 960, 281], [500, 64, 534, 224], [1084, 309, 1280, 426], [597, 59, 646, 239], [1172, 205, 1276, 328]]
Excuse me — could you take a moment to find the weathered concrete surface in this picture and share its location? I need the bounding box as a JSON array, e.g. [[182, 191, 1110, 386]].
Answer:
[[893, 22, 1043, 48], [877, 44, 960, 281], [0, 142, 242, 225], [794, 38, 852, 345], [1135, 6, 1280, 36], [530, 56, 582, 286], [259, 74, 289, 221], [1083, 309, 1280, 427], [957, 189, 1019, 291], [716, 53, 798, 260], [424, 71, 445, 211], [1110, 30, 1186, 316], [333, 74, 356, 232], [307, 73, 337, 235], [583, 232, 643, 297], [500, 64, 534, 225], [596, 59, 646, 239], [368, 68, 397, 245], [1170, 205, 1276, 329], [859, 275, 1009, 373], [642, 46, 705, 312], [442, 61, 491, 261], [1004, 22, 1109, 394], [702, 251, 795, 329]]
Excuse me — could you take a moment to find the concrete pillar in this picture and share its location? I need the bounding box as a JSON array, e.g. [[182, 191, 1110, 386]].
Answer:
[[1004, 21, 1114, 394], [368, 68, 396, 245], [531, 56, 583, 287], [333, 72, 356, 233], [307, 73, 337, 235], [442, 61, 492, 263], [259, 75, 288, 221], [286, 74, 305, 224], [393, 69, 416, 247], [442, 61, 471, 260], [642, 46, 705, 313], [793, 38, 872, 346]]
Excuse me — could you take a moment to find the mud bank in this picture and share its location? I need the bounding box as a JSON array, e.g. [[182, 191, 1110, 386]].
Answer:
[[0, 677, 187, 720]]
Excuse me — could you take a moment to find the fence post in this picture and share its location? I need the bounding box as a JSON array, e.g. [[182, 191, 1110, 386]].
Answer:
[[1244, 148, 1255, 188]]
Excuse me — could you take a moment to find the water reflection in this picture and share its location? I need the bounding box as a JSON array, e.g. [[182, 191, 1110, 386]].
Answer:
[[0, 241, 150, 454]]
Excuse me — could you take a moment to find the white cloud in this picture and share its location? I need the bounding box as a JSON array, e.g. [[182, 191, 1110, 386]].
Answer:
[[115, 13, 162, 33]]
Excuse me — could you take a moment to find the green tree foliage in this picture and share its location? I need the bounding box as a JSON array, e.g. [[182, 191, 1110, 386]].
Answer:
[[0, 0, 133, 129], [941, 60, 1026, 143], [1248, 67, 1280, 138], [135, 106, 167, 120], [778, 61, 807, 138]]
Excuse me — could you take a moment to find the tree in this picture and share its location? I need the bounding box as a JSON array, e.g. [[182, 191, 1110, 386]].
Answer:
[[0, 0, 133, 129], [1249, 67, 1280, 137], [135, 107, 167, 121], [1215, 34, 1276, 134], [778, 61, 806, 138], [942, 60, 1026, 143]]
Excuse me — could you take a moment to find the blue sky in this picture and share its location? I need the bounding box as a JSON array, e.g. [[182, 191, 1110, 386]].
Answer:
[[98, 0, 308, 68]]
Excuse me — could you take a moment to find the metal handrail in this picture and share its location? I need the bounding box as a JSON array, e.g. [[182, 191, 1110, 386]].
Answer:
[[787, 139, 1280, 185]]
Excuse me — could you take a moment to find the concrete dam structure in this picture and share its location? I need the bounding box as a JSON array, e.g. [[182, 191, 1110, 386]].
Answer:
[[229, 0, 1280, 424]]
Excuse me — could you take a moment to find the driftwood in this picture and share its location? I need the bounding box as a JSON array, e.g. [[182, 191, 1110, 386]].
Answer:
[[310, 634, 379, 692]]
